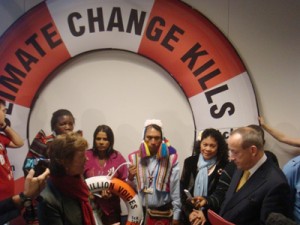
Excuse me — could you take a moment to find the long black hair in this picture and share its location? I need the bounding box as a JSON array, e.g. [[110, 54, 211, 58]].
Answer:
[[193, 128, 228, 162]]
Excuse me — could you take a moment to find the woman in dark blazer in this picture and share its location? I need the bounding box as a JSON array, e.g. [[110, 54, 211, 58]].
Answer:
[[180, 128, 229, 225]]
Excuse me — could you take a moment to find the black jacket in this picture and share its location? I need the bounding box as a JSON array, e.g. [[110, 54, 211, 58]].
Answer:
[[0, 197, 19, 224], [180, 154, 228, 224]]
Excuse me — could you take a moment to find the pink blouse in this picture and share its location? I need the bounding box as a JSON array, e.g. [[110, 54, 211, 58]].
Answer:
[[84, 149, 128, 216]]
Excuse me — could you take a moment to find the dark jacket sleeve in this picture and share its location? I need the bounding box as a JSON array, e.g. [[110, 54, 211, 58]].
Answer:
[[180, 156, 198, 219], [0, 197, 20, 224], [205, 162, 236, 212]]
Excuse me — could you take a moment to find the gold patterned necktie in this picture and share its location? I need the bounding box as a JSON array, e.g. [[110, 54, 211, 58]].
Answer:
[[236, 170, 250, 191]]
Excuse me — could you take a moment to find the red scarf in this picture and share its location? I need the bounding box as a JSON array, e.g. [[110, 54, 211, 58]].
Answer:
[[50, 175, 96, 225]]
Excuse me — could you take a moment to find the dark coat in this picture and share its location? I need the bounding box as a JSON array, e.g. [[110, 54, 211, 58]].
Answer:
[[219, 159, 293, 225], [38, 181, 84, 225], [180, 154, 228, 224]]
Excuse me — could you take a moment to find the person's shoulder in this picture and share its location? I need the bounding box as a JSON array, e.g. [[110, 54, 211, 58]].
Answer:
[[184, 154, 197, 162], [168, 145, 178, 155], [0, 132, 10, 143], [217, 157, 229, 167], [33, 129, 47, 139], [128, 150, 139, 156], [282, 155, 300, 175], [222, 161, 236, 177], [284, 155, 300, 167], [167, 146, 179, 165], [112, 150, 126, 160], [128, 150, 140, 161], [114, 149, 124, 156], [40, 182, 61, 204], [85, 149, 94, 157], [215, 160, 229, 175], [32, 129, 54, 144], [40, 182, 78, 212], [265, 150, 279, 167], [263, 160, 289, 183]]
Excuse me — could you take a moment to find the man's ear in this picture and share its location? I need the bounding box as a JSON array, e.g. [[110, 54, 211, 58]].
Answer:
[[250, 145, 258, 156]]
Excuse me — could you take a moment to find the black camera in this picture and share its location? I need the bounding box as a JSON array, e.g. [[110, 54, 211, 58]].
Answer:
[[33, 158, 50, 177]]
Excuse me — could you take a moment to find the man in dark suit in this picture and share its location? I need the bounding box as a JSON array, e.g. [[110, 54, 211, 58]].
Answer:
[[219, 126, 292, 225]]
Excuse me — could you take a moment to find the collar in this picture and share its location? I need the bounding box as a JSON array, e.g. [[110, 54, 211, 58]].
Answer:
[[248, 153, 267, 177]]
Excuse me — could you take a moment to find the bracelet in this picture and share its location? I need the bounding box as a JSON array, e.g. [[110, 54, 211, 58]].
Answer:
[[0, 124, 8, 131], [19, 192, 32, 207]]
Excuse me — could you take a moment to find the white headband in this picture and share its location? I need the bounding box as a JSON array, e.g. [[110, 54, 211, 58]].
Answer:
[[143, 119, 163, 140], [144, 119, 163, 128]]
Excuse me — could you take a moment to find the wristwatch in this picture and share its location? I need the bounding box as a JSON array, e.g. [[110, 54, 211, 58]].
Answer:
[[19, 192, 32, 207]]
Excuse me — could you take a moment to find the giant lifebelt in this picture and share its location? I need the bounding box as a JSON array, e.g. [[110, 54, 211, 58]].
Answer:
[[86, 176, 143, 225], [0, 0, 258, 212]]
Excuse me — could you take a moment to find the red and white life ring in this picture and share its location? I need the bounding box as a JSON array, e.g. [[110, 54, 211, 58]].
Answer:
[[0, 0, 258, 214], [86, 176, 143, 225]]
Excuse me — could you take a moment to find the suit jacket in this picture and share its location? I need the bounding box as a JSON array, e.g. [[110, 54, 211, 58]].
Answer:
[[219, 159, 292, 225]]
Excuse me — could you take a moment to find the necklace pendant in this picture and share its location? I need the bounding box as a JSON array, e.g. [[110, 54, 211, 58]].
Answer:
[[148, 176, 153, 183]]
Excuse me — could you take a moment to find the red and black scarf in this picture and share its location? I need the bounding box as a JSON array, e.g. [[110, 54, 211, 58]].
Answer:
[[50, 175, 96, 225]]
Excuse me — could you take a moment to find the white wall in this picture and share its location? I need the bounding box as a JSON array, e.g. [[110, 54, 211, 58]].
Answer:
[[28, 50, 195, 165], [1, 0, 300, 168]]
